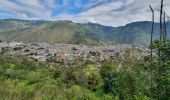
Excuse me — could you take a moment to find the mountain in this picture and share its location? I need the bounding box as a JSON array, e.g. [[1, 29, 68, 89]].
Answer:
[[0, 19, 46, 32], [0, 19, 169, 46]]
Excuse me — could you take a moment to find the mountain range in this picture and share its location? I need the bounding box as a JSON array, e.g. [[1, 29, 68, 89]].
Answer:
[[0, 19, 169, 46]]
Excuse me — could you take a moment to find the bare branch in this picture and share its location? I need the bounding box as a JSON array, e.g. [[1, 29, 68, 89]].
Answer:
[[163, 11, 167, 40], [160, 0, 164, 41], [149, 5, 154, 60]]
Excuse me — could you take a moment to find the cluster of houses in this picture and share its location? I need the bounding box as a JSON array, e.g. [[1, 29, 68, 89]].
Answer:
[[0, 41, 149, 63]]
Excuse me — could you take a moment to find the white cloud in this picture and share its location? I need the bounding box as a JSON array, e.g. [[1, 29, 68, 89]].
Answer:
[[42, 0, 57, 9], [0, 0, 170, 26], [80, 1, 124, 16], [55, 0, 170, 26], [74, 0, 110, 9], [0, 0, 57, 19]]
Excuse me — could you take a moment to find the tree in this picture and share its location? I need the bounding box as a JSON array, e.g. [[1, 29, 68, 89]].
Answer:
[[163, 11, 167, 40], [160, 0, 164, 41], [149, 5, 154, 60], [151, 40, 170, 99]]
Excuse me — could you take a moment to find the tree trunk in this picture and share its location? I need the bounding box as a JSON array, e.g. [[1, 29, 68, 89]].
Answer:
[[149, 5, 154, 60], [163, 11, 167, 41], [160, 0, 164, 41]]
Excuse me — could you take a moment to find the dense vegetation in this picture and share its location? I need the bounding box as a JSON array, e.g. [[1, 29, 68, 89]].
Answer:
[[0, 19, 170, 46], [0, 40, 169, 100]]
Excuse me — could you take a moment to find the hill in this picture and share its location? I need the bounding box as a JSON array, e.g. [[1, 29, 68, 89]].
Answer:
[[0, 19, 169, 46]]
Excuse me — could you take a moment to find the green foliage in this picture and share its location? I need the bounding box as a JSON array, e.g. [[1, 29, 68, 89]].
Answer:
[[66, 85, 101, 100], [100, 61, 118, 78], [99, 59, 158, 100], [149, 40, 170, 99], [0, 54, 106, 99], [0, 40, 169, 99]]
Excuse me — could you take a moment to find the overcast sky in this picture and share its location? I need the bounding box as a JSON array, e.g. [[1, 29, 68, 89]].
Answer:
[[0, 0, 170, 26]]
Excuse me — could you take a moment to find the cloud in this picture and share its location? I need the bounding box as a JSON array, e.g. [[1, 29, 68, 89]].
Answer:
[[80, 1, 124, 16], [55, 0, 170, 26], [74, 0, 110, 9], [0, 0, 170, 26], [0, 0, 57, 19]]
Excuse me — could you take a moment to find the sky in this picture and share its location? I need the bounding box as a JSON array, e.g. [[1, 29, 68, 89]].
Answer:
[[0, 0, 170, 26]]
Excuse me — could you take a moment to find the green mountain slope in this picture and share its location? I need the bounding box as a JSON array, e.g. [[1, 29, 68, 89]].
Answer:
[[0, 19, 46, 32], [0, 19, 169, 46]]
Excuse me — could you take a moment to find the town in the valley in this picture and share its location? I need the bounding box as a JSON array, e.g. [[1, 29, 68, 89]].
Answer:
[[0, 41, 149, 63]]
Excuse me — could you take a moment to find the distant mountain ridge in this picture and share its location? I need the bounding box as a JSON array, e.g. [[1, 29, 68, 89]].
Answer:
[[0, 19, 169, 46]]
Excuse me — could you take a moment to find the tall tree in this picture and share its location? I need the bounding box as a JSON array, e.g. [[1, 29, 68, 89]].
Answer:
[[163, 11, 167, 40], [149, 5, 154, 60], [160, 0, 164, 41], [149, 6, 155, 96]]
